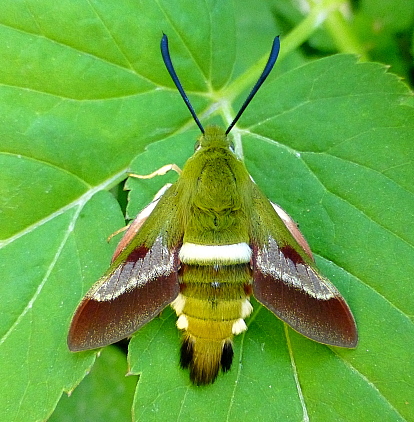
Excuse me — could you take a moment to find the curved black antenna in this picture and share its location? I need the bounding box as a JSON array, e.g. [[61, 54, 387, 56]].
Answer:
[[226, 36, 280, 135], [161, 34, 204, 134]]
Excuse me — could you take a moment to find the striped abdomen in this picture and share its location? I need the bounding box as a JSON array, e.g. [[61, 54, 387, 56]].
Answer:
[[171, 242, 253, 385]]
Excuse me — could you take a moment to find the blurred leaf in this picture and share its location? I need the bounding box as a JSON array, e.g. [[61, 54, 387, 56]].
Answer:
[[352, 0, 414, 80], [0, 1, 413, 422], [357, 0, 414, 32]]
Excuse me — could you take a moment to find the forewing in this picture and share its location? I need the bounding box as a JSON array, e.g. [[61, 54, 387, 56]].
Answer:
[[111, 183, 172, 262], [250, 187, 357, 348], [68, 186, 182, 351]]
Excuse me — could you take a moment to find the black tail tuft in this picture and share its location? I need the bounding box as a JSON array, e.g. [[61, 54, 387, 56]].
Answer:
[[221, 341, 234, 372], [180, 336, 194, 369], [180, 336, 234, 385]]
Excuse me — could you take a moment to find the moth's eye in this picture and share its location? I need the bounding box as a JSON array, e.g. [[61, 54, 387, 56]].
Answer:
[[229, 141, 235, 152], [194, 140, 201, 151]]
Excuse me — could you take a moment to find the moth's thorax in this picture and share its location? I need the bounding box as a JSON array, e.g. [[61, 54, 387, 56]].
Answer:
[[180, 125, 248, 198], [177, 126, 251, 246]]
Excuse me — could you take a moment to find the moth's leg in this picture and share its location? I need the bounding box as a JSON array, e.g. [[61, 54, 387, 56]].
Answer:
[[129, 164, 182, 179], [109, 165, 180, 242], [107, 224, 130, 242]]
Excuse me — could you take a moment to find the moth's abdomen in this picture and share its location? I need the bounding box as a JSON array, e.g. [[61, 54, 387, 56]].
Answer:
[[172, 246, 253, 385]]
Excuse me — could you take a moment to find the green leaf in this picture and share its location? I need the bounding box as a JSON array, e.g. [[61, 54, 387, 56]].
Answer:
[[49, 346, 137, 422], [1, 1, 413, 422]]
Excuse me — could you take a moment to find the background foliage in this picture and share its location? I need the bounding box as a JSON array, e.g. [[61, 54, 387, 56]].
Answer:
[[0, 0, 413, 421]]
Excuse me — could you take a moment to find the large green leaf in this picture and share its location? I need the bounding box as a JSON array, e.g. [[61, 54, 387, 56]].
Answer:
[[0, 1, 413, 421]]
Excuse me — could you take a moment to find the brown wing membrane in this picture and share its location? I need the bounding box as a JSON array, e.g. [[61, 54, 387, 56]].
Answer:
[[252, 237, 358, 348], [68, 237, 180, 351]]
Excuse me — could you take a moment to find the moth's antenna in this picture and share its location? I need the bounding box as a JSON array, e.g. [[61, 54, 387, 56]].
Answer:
[[226, 36, 280, 135], [161, 34, 204, 134]]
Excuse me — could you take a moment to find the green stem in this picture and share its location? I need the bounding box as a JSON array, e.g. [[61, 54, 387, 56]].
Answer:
[[324, 6, 368, 59], [220, 1, 325, 101], [220, 0, 367, 104]]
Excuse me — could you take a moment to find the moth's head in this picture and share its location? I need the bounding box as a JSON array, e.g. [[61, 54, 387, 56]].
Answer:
[[196, 126, 234, 152]]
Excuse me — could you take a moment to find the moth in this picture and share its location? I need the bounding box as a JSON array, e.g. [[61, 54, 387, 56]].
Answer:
[[68, 35, 358, 385]]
